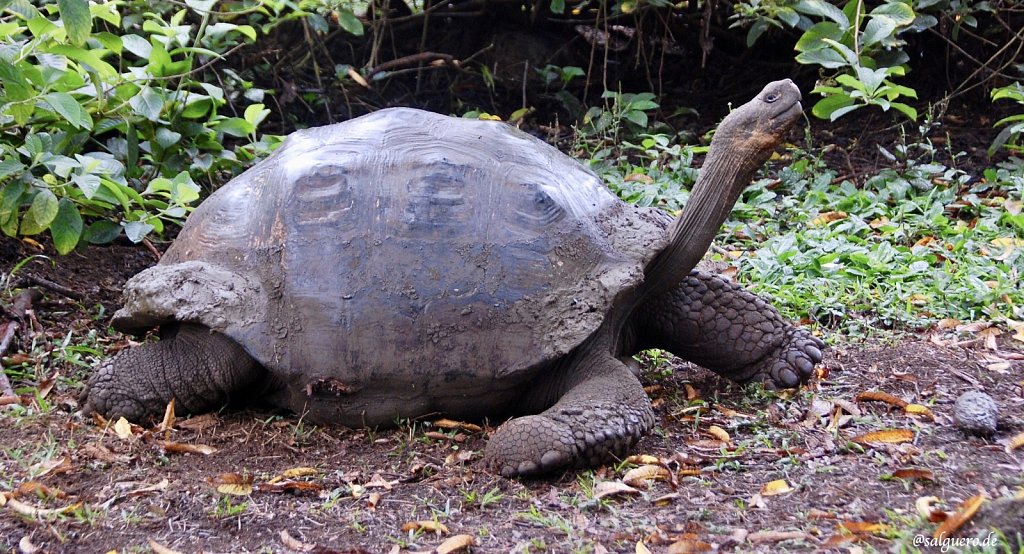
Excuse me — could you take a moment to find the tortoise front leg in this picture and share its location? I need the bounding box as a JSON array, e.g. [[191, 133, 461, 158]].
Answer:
[[82, 324, 267, 423], [633, 270, 824, 388], [483, 353, 655, 477]]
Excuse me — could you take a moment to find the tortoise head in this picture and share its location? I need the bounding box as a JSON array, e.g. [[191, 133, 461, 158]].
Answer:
[[639, 79, 803, 300]]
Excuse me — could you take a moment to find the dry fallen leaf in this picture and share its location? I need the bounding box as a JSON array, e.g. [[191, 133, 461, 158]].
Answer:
[[147, 538, 184, 554], [937, 489, 983, 536], [916, 496, 947, 522], [156, 440, 217, 456], [279, 529, 314, 552], [854, 391, 908, 408], [934, 493, 985, 539], [747, 530, 812, 543], [706, 425, 731, 442], [593, 481, 641, 500], [1006, 432, 1024, 453], [436, 534, 477, 554], [113, 417, 134, 439], [810, 211, 847, 226], [636, 540, 654, 554], [367, 491, 381, 509], [5, 497, 82, 518], [400, 520, 449, 535], [30, 455, 72, 478], [891, 468, 935, 481], [432, 419, 483, 433], [851, 429, 915, 445], [839, 521, 891, 534], [667, 538, 714, 553], [903, 404, 935, 420], [282, 467, 318, 479], [760, 479, 793, 496], [623, 454, 661, 465], [209, 473, 254, 496], [176, 413, 220, 431], [622, 465, 671, 489]]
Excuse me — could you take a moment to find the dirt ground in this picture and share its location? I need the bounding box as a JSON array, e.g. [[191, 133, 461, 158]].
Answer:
[[1, 223, 1022, 554]]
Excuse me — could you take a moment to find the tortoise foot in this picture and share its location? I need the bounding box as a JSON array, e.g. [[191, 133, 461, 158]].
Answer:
[[741, 327, 824, 388]]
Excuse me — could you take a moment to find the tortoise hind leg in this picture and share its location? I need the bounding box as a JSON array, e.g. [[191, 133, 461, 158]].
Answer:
[[634, 270, 824, 388], [483, 353, 655, 477], [82, 324, 267, 423]]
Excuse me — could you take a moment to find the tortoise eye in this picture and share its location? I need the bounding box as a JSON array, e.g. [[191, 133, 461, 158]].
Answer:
[[765, 91, 780, 102]]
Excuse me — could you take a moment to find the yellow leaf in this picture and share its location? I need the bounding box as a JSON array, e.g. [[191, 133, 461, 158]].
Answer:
[[113, 417, 133, 439], [868, 216, 890, 229], [1006, 432, 1024, 454], [636, 540, 654, 554], [934, 493, 985, 540], [760, 479, 793, 496], [810, 211, 847, 227], [622, 465, 671, 488], [1006, 199, 1022, 215], [903, 404, 935, 420], [432, 419, 482, 433], [400, 520, 449, 534], [706, 425, 731, 442], [209, 473, 253, 496], [623, 454, 662, 465], [855, 391, 907, 408], [839, 521, 891, 534], [937, 318, 961, 329], [852, 429, 915, 445], [282, 467, 319, 478], [436, 534, 476, 554], [5, 498, 82, 518]]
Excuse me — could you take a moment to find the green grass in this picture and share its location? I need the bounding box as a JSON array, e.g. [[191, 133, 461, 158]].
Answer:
[[590, 129, 1024, 337]]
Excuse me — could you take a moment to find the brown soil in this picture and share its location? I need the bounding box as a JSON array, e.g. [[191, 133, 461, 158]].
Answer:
[[1, 233, 1022, 554]]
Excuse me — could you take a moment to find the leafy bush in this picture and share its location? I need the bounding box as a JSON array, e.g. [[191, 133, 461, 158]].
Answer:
[[990, 82, 1024, 154], [0, 0, 280, 254]]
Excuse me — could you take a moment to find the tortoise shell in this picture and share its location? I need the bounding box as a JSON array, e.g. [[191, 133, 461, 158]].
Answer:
[[113, 108, 667, 418]]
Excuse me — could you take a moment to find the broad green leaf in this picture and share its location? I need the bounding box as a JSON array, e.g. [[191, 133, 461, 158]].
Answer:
[[243, 103, 269, 127], [0, 157, 25, 181], [795, 21, 844, 53], [57, 0, 91, 46], [27, 16, 61, 40], [778, 7, 800, 27], [811, 93, 855, 119], [49, 45, 116, 80], [93, 31, 123, 54], [550, 0, 565, 14], [122, 220, 153, 242], [336, 9, 363, 36], [821, 38, 858, 66], [862, 16, 896, 48], [71, 173, 101, 198], [623, 110, 648, 128], [129, 86, 164, 121], [215, 117, 255, 137], [82, 219, 120, 244], [120, 34, 152, 58], [154, 127, 182, 149], [889, 102, 918, 121], [0, 22, 23, 38], [0, 181, 27, 221], [42, 92, 92, 130], [184, 0, 216, 11], [50, 197, 82, 253], [21, 188, 59, 235], [870, 2, 915, 26], [793, 0, 849, 27], [795, 48, 847, 69], [5, 0, 41, 20], [89, 1, 120, 26]]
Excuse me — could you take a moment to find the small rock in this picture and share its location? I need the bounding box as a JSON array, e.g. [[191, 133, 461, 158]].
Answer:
[[953, 391, 998, 436]]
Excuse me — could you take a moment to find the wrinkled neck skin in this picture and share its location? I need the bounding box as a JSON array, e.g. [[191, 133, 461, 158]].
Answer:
[[638, 144, 764, 302]]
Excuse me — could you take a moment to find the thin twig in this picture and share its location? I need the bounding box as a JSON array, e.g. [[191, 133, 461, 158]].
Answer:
[[0, 289, 43, 397], [14, 275, 83, 301]]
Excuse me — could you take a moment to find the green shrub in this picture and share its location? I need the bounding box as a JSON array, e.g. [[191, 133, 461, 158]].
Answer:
[[0, 0, 280, 253]]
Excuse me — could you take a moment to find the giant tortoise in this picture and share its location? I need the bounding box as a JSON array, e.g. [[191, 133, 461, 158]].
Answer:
[[83, 79, 824, 476]]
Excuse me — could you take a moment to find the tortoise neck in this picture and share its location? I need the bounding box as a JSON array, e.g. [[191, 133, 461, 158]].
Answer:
[[638, 148, 755, 300]]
